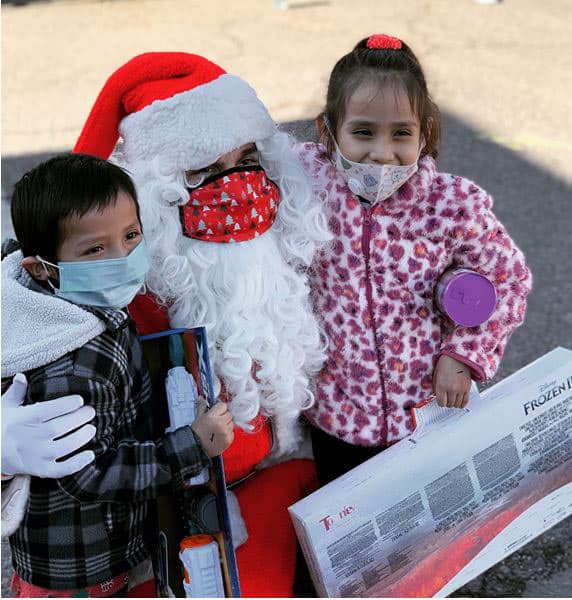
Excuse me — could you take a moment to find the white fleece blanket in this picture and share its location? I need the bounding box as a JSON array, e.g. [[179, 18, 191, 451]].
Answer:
[[1, 250, 105, 377]]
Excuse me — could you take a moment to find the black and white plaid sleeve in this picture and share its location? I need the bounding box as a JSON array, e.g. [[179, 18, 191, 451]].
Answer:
[[27, 374, 210, 503]]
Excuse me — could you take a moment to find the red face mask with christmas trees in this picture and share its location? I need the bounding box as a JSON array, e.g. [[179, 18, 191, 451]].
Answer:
[[180, 166, 280, 243]]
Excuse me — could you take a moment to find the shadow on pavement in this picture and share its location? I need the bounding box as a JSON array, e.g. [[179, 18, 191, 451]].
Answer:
[[1, 111, 571, 597], [4, 0, 54, 5]]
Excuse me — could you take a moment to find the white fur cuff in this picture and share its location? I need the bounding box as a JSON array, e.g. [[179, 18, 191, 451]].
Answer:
[[227, 490, 248, 550], [1, 475, 30, 538]]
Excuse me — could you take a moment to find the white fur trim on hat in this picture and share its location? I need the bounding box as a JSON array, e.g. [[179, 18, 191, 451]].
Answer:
[[120, 74, 276, 169]]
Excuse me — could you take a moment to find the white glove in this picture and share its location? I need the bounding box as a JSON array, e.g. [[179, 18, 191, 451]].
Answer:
[[1, 373, 97, 478]]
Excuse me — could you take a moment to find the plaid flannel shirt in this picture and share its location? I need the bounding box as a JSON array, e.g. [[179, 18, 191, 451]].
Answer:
[[4, 305, 210, 589]]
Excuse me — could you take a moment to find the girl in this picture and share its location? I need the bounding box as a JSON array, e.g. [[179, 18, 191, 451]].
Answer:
[[296, 34, 532, 485]]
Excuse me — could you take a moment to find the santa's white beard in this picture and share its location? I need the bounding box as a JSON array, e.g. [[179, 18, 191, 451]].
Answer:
[[169, 230, 325, 455], [115, 129, 332, 454]]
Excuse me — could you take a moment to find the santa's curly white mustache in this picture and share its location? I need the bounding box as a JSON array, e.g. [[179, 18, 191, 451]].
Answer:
[[118, 132, 331, 454]]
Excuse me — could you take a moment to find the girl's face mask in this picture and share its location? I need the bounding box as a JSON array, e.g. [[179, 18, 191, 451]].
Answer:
[[325, 116, 423, 205], [180, 166, 280, 243], [334, 149, 421, 205], [39, 239, 150, 309]]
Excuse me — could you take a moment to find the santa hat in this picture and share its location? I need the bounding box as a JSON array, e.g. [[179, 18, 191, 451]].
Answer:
[[74, 52, 277, 169]]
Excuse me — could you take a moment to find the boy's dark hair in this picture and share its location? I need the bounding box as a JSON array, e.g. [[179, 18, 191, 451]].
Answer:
[[11, 153, 139, 263], [319, 35, 441, 159]]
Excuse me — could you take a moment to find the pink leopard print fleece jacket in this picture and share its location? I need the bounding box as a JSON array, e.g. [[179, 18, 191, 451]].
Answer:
[[296, 142, 532, 446]]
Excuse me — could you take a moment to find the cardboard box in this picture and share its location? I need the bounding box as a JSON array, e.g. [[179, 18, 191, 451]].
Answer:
[[289, 348, 572, 597]]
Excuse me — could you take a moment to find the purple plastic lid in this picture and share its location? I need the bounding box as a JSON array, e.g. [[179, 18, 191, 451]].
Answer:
[[440, 271, 497, 327]]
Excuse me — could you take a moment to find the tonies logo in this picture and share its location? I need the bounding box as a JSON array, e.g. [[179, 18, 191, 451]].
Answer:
[[319, 505, 356, 531]]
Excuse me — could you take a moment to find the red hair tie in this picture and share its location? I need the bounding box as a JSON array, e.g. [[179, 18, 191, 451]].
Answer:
[[367, 34, 402, 50]]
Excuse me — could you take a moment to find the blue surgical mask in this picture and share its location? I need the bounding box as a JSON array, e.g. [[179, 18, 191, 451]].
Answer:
[[39, 239, 150, 309]]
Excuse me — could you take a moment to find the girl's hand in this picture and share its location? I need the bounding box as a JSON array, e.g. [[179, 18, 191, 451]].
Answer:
[[191, 398, 235, 457], [433, 355, 472, 408]]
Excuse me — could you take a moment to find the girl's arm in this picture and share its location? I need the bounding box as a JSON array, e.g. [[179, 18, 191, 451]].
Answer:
[[439, 188, 532, 381]]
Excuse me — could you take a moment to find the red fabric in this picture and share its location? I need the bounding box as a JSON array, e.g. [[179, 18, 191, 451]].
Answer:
[[73, 52, 225, 160], [223, 415, 272, 483], [10, 572, 128, 597], [128, 577, 156, 597], [182, 168, 280, 243], [233, 459, 318, 597], [129, 292, 170, 335], [10, 570, 156, 597]]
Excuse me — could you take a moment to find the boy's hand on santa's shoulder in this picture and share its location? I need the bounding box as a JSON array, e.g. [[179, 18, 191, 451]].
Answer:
[[191, 398, 235, 458], [433, 355, 472, 409]]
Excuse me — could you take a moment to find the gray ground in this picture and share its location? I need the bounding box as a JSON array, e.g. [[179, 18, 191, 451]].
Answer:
[[2, 0, 571, 597]]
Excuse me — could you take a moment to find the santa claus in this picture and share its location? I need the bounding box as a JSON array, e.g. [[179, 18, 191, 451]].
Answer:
[[73, 52, 331, 597]]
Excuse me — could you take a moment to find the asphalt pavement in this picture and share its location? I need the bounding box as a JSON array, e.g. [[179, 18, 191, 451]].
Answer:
[[2, 0, 571, 597]]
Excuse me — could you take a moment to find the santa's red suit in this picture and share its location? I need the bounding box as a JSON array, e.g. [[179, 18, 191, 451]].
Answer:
[[130, 293, 318, 597]]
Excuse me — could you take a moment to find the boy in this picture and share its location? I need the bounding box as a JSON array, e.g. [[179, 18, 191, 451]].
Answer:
[[1, 153, 234, 597]]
